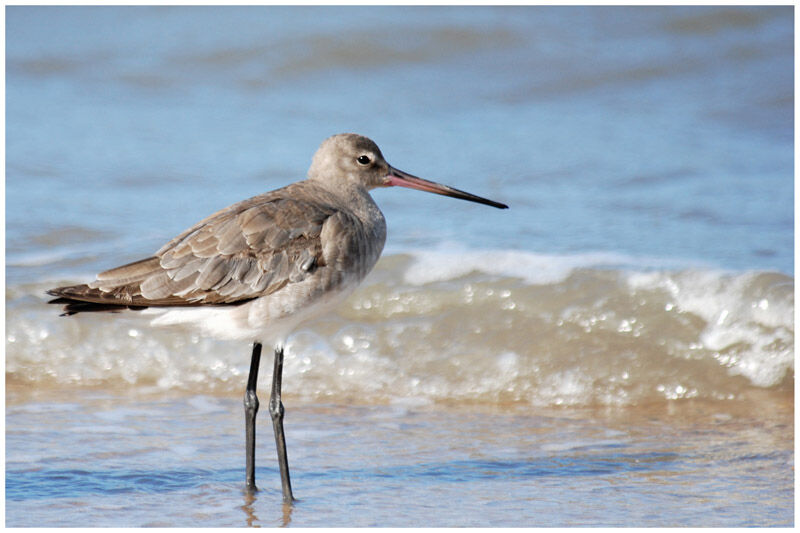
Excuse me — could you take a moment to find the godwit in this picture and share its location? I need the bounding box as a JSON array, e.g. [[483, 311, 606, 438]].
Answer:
[[47, 133, 508, 503]]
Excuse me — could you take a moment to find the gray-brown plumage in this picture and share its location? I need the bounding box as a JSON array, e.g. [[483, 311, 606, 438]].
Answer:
[[46, 132, 507, 502], [50, 183, 374, 312], [48, 135, 394, 336], [48, 133, 506, 341]]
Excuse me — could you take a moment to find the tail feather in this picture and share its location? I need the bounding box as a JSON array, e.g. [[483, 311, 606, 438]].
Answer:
[[46, 285, 149, 316], [46, 282, 254, 316], [47, 296, 147, 316]]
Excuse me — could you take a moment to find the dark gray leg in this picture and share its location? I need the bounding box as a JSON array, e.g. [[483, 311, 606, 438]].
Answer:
[[270, 345, 295, 503], [244, 342, 262, 491]]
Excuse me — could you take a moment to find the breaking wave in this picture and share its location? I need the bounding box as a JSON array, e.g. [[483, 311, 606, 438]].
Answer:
[[7, 249, 793, 407]]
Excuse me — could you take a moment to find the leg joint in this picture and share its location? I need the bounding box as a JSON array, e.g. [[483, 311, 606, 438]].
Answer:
[[269, 398, 284, 420], [244, 390, 259, 413]]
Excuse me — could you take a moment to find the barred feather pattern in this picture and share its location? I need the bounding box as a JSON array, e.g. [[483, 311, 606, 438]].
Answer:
[[47, 179, 388, 324]]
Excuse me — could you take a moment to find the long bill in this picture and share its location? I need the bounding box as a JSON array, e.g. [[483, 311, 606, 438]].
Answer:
[[387, 167, 508, 209]]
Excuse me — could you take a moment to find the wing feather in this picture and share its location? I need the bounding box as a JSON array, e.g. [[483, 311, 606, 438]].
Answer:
[[48, 181, 385, 315]]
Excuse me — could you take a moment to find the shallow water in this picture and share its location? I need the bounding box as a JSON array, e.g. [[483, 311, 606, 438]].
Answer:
[[5, 5, 794, 527], [5, 388, 793, 527]]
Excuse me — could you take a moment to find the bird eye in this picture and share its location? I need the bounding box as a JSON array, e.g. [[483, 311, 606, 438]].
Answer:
[[357, 155, 371, 165]]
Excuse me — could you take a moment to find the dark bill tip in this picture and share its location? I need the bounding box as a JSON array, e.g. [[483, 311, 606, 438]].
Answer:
[[387, 167, 508, 209]]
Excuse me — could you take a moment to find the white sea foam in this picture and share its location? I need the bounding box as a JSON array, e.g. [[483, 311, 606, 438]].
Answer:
[[8, 250, 793, 407], [400, 244, 706, 286], [626, 269, 794, 388]]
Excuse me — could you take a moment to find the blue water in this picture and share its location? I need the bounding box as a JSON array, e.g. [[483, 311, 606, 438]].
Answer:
[[5, 5, 794, 527], [5, 394, 793, 527], [6, 6, 793, 285]]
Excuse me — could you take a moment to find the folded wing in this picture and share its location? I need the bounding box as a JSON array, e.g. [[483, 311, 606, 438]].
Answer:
[[48, 183, 346, 314]]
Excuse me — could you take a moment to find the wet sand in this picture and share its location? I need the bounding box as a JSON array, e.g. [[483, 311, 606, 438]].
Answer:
[[6, 384, 793, 527]]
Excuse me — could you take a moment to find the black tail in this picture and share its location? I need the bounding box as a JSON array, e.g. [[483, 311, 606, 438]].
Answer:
[[46, 287, 148, 316]]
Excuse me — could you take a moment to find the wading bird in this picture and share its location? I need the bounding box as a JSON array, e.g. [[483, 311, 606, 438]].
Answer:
[[48, 133, 508, 503]]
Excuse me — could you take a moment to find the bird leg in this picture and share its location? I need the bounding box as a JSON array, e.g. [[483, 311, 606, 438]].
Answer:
[[270, 344, 295, 503], [244, 342, 262, 491]]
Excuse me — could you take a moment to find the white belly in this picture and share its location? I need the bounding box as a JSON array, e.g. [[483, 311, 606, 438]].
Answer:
[[148, 275, 360, 345]]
